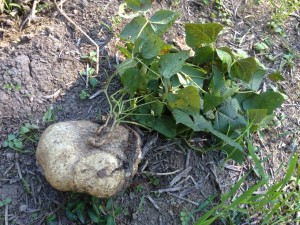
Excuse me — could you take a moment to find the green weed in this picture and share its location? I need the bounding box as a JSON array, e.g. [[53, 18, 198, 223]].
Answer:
[[79, 89, 90, 100], [2, 122, 39, 152], [3, 83, 21, 91], [194, 151, 300, 224], [43, 106, 56, 122], [65, 195, 121, 225]]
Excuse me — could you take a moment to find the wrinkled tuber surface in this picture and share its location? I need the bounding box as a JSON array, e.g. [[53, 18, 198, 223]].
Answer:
[[36, 120, 141, 197]]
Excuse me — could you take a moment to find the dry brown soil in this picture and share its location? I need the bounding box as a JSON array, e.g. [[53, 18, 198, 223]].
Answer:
[[0, 0, 299, 224]]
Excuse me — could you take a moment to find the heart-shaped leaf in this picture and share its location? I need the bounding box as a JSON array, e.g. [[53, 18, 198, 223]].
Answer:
[[150, 10, 179, 36], [120, 16, 147, 42], [158, 50, 190, 78], [126, 0, 152, 12], [231, 57, 258, 83], [185, 23, 223, 48]]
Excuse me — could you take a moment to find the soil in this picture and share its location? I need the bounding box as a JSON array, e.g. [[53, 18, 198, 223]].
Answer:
[[0, 0, 299, 225]]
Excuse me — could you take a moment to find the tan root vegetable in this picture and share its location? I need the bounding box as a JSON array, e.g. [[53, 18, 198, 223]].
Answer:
[[36, 120, 142, 198]]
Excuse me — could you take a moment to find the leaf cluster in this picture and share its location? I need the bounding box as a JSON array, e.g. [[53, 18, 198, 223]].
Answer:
[[65, 195, 121, 225], [116, 4, 284, 163], [2, 123, 39, 151]]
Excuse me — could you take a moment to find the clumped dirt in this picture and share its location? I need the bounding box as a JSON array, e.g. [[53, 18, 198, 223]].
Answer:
[[0, 0, 299, 225]]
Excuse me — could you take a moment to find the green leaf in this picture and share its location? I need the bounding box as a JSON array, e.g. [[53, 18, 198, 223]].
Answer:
[[116, 58, 137, 75], [242, 91, 285, 114], [120, 16, 147, 42], [185, 23, 223, 48], [66, 210, 77, 221], [150, 10, 180, 36], [268, 71, 285, 82], [121, 68, 145, 95], [76, 209, 86, 224], [243, 69, 265, 92], [126, 0, 152, 12], [136, 114, 177, 138], [193, 114, 244, 154], [216, 47, 233, 72], [193, 46, 215, 65], [180, 64, 206, 88], [247, 109, 268, 124], [214, 99, 247, 133], [106, 198, 113, 211], [254, 42, 269, 52], [7, 134, 16, 141], [3, 141, 9, 148], [158, 51, 190, 78], [20, 126, 30, 135], [117, 45, 132, 58], [0, 198, 12, 207], [134, 28, 164, 59], [223, 145, 245, 164], [166, 86, 200, 116], [106, 215, 115, 225], [46, 214, 58, 225], [89, 77, 99, 88], [87, 209, 100, 223], [231, 57, 258, 83], [172, 109, 201, 131], [14, 140, 23, 150], [203, 94, 224, 112]]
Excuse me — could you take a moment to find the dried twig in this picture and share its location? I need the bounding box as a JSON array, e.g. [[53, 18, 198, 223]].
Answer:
[[168, 192, 198, 206], [146, 195, 160, 210], [5, 204, 8, 225], [169, 166, 192, 187], [54, 0, 100, 74], [142, 168, 182, 176]]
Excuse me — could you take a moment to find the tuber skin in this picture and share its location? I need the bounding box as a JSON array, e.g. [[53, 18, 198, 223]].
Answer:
[[36, 120, 141, 198]]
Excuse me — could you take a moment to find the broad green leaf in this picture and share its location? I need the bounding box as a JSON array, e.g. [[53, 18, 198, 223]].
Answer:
[[268, 71, 285, 82], [180, 64, 206, 88], [247, 109, 268, 124], [134, 103, 176, 137], [203, 94, 224, 112], [193, 46, 215, 65], [116, 58, 137, 75], [126, 0, 152, 12], [134, 29, 164, 59], [185, 23, 223, 48], [120, 68, 144, 95], [193, 114, 244, 153], [158, 51, 190, 78], [135, 115, 177, 138], [214, 99, 247, 133], [210, 66, 225, 95], [231, 57, 258, 83], [166, 86, 200, 116], [242, 91, 285, 114], [0, 198, 12, 207], [150, 10, 180, 36], [120, 16, 147, 42], [216, 47, 233, 72], [242, 69, 265, 92], [172, 109, 201, 131]]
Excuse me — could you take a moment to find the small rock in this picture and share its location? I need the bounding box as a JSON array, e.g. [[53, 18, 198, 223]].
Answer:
[[19, 204, 28, 212]]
